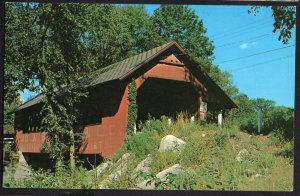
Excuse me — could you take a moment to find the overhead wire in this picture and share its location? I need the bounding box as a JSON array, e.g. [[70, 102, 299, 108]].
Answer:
[[228, 54, 295, 72], [215, 44, 295, 64], [208, 15, 265, 37], [211, 19, 273, 41], [214, 34, 272, 48]]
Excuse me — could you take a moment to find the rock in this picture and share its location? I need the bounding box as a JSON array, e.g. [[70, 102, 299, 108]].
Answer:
[[133, 154, 153, 176], [91, 162, 112, 177], [115, 153, 131, 166], [156, 163, 181, 180], [136, 164, 181, 190], [97, 153, 131, 187], [137, 179, 155, 190], [158, 135, 185, 152], [111, 153, 131, 180], [236, 149, 249, 162], [250, 173, 262, 181]]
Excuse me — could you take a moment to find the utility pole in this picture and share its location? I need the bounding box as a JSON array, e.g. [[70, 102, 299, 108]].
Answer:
[[257, 107, 262, 133], [255, 101, 263, 133]]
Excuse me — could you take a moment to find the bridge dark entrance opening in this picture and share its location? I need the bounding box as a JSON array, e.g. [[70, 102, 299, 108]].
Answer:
[[137, 78, 199, 122]]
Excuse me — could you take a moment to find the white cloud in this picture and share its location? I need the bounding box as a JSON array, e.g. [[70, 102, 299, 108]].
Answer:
[[240, 43, 248, 49], [239, 42, 257, 49]]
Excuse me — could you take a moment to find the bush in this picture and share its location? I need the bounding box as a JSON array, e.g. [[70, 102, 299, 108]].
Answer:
[[20, 163, 93, 188], [264, 106, 294, 141]]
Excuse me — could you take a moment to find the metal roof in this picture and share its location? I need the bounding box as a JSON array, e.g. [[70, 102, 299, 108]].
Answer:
[[14, 42, 175, 111]]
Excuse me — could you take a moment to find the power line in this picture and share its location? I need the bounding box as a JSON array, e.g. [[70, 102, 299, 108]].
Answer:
[[213, 26, 271, 43], [215, 44, 295, 64], [209, 18, 272, 39], [215, 34, 272, 48], [211, 19, 273, 41], [228, 54, 295, 72], [207, 10, 256, 37]]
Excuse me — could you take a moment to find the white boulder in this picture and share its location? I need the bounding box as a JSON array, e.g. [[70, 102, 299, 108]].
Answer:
[[158, 135, 185, 152], [236, 149, 249, 162], [136, 164, 181, 190]]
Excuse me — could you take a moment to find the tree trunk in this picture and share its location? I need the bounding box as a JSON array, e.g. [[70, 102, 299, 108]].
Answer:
[[70, 129, 76, 171]]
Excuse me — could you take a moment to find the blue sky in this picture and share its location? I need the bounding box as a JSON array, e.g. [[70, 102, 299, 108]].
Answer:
[[146, 5, 295, 108], [21, 5, 295, 108]]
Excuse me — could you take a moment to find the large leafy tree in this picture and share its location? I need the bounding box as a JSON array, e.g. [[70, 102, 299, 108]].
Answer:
[[4, 3, 163, 169], [5, 3, 92, 169], [152, 5, 215, 71], [118, 5, 163, 57], [82, 4, 163, 69]]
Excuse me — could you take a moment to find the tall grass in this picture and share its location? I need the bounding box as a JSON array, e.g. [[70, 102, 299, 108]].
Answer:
[[105, 114, 293, 191], [3, 114, 293, 190]]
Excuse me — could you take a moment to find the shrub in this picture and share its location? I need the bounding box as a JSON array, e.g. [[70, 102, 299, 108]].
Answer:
[[20, 163, 93, 188]]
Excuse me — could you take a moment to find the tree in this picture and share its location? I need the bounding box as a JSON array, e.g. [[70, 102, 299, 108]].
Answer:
[[264, 106, 294, 141], [152, 5, 215, 72], [118, 5, 163, 57], [5, 3, 162, 169], [5, 3, 92, 170], [226, 93, 257, 132], [249, 6, 296, 44]]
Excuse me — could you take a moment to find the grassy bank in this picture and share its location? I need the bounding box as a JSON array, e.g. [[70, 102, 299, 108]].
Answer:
[[3, 116, 293, 190]]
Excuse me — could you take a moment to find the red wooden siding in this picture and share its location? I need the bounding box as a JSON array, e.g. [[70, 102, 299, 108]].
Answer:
[[78, 86, 128, 157], [15, 131, 47, 153], [14, 54, 209, 157]]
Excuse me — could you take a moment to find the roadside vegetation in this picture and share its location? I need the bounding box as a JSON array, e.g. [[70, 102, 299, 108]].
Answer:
[[3, 113, 293, 191]]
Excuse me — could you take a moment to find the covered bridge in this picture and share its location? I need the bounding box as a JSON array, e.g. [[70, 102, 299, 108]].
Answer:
[[14, 41, 237, 160]]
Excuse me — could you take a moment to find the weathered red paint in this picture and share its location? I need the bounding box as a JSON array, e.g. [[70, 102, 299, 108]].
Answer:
[[78, 86, 128, 157], [14, 54, 208, 157], [15, 130, 47, 153]]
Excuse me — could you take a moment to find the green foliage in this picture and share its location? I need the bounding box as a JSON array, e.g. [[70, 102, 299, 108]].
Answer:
[[3, 100, 19, 135], [264, 106, 294, 140], [113, 117, 292, 190], [227, 94, 293, 141], [127, 80, 138, 136], [4, 117, 293, 190], [249, 6, 296, 44], [11, 164, 92, 188], [152, 5, 214, 71], [151, 5, 238, 98], [5, 3, 92, 167], [124, 129, 160, 159], [118, 5, 163, 56]]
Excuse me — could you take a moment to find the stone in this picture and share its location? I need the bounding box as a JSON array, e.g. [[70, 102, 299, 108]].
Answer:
[[158, 135, 185, 152], [111, 153, 131, 180], [133, 154, 153, 176], [136, 164, 181, 190], [156, 163, 181, 180], [92, 162, 112, 177], [236, 149, 249, 162]]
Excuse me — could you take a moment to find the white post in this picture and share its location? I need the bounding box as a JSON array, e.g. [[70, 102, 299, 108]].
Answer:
[[134, 123, 137, 134], [190, 116, 195, 123], [218, 113, 223, 128], [168, 118, 172, 125]]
